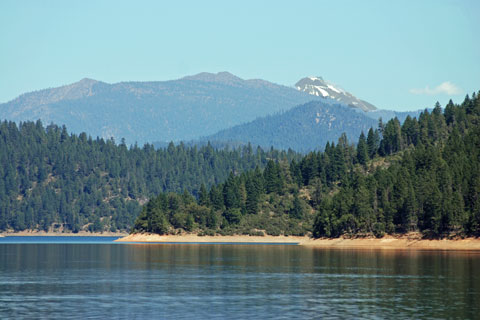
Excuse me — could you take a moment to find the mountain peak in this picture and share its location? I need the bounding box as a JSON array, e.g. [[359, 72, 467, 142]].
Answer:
[[77, 78, 98, 85], [295, 77, 376, 111], [6, 78, 102, 113], [182, 71, 244, 85], [51, 77, 100, 101], [307, 76, 324, 82]]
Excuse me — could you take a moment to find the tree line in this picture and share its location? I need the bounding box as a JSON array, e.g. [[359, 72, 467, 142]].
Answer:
[[0, 122, 297, 232], [134, 92, 480, 238]]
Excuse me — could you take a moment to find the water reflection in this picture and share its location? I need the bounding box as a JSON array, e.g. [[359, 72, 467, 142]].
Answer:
[[0, 243, 479, 319]]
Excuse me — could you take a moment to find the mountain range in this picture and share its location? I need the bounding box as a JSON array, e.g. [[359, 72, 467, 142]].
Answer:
[[0, 72, 420, 151], [0, 72, 323, 145], [200, 100, 378, 152]]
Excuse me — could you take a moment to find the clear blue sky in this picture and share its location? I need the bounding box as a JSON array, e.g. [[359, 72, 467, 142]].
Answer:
[[1, 0, 478, 111]]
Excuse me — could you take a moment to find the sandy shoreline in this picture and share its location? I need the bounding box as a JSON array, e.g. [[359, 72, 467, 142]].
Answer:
[[2, 230, 128, 237], [117, 233, 304, 244], [116, 233, 480, 251]]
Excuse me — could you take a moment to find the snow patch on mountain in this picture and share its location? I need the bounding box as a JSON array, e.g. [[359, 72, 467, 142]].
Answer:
[[295, 77, 376, 112]]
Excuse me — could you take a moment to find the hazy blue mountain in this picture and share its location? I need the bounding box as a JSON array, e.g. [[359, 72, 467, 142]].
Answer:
[[365, 108, 424, 122], [200, 100, 379, 152], [295, 77, 377, 111], [0, 72, 322, 145]]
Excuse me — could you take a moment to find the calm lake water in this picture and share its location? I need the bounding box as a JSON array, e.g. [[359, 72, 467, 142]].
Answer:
[[0, 237, 479, 319]]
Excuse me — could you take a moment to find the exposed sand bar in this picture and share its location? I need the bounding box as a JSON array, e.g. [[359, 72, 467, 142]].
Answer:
[[116, 233, 480, 251]]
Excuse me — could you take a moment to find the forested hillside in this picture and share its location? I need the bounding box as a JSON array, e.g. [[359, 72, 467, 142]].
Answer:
[[134, 92, 480, 238], [201, 101, 378, 152], [0, 122, 297, 232]]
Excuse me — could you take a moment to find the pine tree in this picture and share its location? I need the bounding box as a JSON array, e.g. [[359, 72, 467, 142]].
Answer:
[[198, 183, 209, 206], [245, 177, 259, 215], [311, 178, 323, 208], [223, 172, 240, 209], [209, 185, 224, 211], [290, 191, 304, 219], [264, 160, 283, 194], [366, 128, 379, 159], [356, 132, 368, 166]]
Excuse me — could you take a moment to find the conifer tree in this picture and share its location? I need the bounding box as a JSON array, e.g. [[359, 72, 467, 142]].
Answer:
[[198, 183, 209, 206], [290, 191, 304, 219], [245, 177, 259, 215], [356, 132, 368, 166], [366, 128, 379, 159]]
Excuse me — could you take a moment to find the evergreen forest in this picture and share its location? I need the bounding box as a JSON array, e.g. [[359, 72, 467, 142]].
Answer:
[[134, 92, 480, 238], [0, 123, 297, 232]]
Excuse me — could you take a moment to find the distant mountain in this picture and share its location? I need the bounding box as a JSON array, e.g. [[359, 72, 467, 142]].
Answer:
[[365, 109, 424, 123], [0, 72, 321, 145], [200, 100, 378, 152], [295, 77, 377, 111]]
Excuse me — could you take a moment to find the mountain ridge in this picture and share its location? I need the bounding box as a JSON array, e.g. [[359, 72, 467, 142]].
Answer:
[[200, 100, 378, 152], [295, 76, 377, 112], [1, 72, 420, 151], [0, 72, 323, 145]]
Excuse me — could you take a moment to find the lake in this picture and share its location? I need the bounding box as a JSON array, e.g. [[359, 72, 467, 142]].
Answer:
[[0, 237, 479, 319]]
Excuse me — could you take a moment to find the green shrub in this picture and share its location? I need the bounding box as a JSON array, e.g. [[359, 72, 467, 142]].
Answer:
[[248, 230, 265, 236], [373, 222, 385, 238], [198, 229, 215, 236]]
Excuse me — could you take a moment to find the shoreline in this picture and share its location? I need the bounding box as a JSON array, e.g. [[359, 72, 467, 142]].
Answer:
[[116, 233, 480, 251], [1, 230, 128, 237], [116, 233, 304, 244]]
